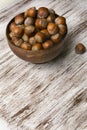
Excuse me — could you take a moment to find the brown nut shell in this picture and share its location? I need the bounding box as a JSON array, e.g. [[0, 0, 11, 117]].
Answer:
[[38, 7, 49, 18], [24, 25, 35, 36], [55, 16, 66, 25], [18, 24, 25, 30], [20, 42, 31, 50], [35, 18, 48, 29], [47, 14, 55, 23], [29, 36, 36, 45], [9, 32, 15, 38], [12, 26, 23, 37], [49, 9, 55, 14], [32, 43, 42, 51], [51, 33, 61, 43], [58, 24, 67, 35], [14, 14, 24, 25], [24, 17, 35, 26], [42, 40, 53, 49], [14, 39, 23, 47], [75, 43, 86, 54], [9, 22, 17, 32], [41, 29, 50, 39], [22, 34, 29, 42], [11, 37, 20, 42], [25, 7, 36, 18], [47, 22, 59, 35], [35, 32, 46, 43]]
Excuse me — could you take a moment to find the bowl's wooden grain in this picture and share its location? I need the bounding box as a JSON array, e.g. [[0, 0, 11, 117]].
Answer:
[[6, 16, 67, 63]]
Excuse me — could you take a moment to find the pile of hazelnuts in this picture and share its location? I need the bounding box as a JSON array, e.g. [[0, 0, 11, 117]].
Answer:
[[9, 7, 67, 51]]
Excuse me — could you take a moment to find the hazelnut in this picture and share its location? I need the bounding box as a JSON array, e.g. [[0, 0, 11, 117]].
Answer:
[[18, 24, 25, 30], [49, 9, 55, 14], [49, 9, 58, 18], [9, 32, 15, 38], [11, 36, 20, 42], [38, 7, 49, 18], [14, 14, 24, 25], [9, 22, 16, 32], [47, 22, 59, 35], [25, 7, 36, 18], [32, 43, 42, 51], [24, 25, 35, 36], [22, 34, 29, 42], [51, 33, 61, 43], [29, 36, 36, 45], [14, 39, 23, 47], [47, 13, 55, 23], [47, 13, 55, 22], [35, 18, 48, 29], [35, 32, 46, 43], [20, 42, 31, 50], [24, 17, 35, 26], [58, 24, 67, 35], [41, 29, 50, 39], [12, 26, 23, 37], [8, 7, 67, 52], [42, 40, 53, 49], [75, 43, 86, 54], [55, 16, 66, 25]]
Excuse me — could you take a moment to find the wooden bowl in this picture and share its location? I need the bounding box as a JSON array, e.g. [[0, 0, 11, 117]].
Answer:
[[6, 16, 67, 64]]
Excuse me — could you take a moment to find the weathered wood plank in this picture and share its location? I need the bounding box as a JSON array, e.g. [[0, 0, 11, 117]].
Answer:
[[0, 0, 87, 130]]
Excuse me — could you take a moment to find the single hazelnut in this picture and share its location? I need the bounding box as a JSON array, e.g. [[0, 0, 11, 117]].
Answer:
[[75, 43, 86, 54], [29, 36, 36, 45], [18, 24, 25, 30], [9, 32, 15, 38], [20, 42, 31, 50], [47, 22, 59, 35], [47, 13, 55, 23], [32, 43, 42, 51], [41, 29, 50, 39], [22, 34, 29, 42], [42, 40, 53, 49], [58, 24, 67, 35], [35, 32, 46, 43], [55, 16, 66, 25], [14, 14, 24, 25], [11, 37, 20, 42], [51, 33, 61, 43], [24, 25, 35, 36], [12, 26, 23, 37], [49, 9, 55, 14], [35, 18, 48, 29], [25, 7, 36, 18], [38, 7, 49, 18], [24, 17, 35, 26], [49, 9, 58, 18], [9, 22, 16, 32], [14, 39, 23, 47]]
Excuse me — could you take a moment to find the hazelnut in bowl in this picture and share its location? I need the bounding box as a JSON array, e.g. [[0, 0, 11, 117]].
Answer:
[[6, 7, 67, 63]]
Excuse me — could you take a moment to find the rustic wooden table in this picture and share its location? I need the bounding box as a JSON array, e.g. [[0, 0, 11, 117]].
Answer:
[[0, 0, 87, 130]]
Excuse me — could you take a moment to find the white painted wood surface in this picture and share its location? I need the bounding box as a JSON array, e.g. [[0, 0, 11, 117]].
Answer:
[[0, 0, 87, 130], [0, 118, 10, 130]]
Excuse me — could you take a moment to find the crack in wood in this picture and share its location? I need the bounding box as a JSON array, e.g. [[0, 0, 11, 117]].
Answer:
[[11, 105, 30, 118]]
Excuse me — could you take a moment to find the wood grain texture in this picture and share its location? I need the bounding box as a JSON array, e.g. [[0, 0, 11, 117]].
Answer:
[[0, 0, 87, 130]]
